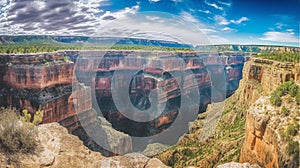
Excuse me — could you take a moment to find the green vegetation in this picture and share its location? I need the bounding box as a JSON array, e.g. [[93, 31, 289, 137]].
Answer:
[[256, 52, 300, 63], [156, 92, 247, 167], [270, 80, 299, 107], [286, 123, 298, 136], [0, 44, 81, 53], [296, 91, 300, 105], [281, 106, 289, 116], [287, 141, 299, 164], [270, 93, 282, 106], [0, 107, 38, 154], [0, 43, 193, 54], [20, 109, 44, 125]]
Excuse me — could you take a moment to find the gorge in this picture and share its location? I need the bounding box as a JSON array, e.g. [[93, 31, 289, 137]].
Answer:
[[0, 50, 246, 154], [0, 48, 299, 168]]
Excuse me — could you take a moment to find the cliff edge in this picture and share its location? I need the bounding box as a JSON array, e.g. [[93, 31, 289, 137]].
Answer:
[[0, 122, 169, 168]]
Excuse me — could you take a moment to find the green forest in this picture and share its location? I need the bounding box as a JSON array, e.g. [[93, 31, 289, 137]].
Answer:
[[0, 44, 193, 54], [256, 52, 300, 63]]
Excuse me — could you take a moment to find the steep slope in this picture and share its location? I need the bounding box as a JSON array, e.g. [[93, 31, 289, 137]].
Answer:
[[155, 57, 300, 167]]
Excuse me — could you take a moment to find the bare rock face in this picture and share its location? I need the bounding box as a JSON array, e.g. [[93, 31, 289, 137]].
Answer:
[[240, 98, 279, 168], [240, 95, 300, 168], [0, 123, 169, 168], [3, 53, 73, 90], [238, 58, 298, 106], [239, 58, 300, 168]]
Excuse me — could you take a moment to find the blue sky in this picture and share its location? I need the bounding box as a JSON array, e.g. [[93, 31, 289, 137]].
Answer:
[[0, 0, 299, 46]]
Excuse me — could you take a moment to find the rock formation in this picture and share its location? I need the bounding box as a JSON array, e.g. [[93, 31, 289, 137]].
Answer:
[[155, 57, 299, 168], [0, 50, 247, 155], [0, 122, 169, 168], [239, 58, 300, 168], [72, 50, 246, 137]]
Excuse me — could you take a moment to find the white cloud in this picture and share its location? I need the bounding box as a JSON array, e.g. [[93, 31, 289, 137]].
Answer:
[[205, 0, 223, 10], [222, 27, 236, 32], [215, 15, 249, 25], [149, 0, 160, 2], [207, 35, 230, 44], [180, 11, 199, 23], [230, 17, 249, 24], [94, 13, 217, 46], [0, 0, 140, 36], [199, 9, 210, 14], [200, 28, 217, 33], [218, 1, 231, 7], [172, 0, 183, 2], [259, 31, 299, 43], [214, 15, 229, 25]]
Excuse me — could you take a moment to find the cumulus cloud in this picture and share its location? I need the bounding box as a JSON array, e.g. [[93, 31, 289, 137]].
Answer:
[[259, 31, 299, 43], [0, 0, 139, 35]]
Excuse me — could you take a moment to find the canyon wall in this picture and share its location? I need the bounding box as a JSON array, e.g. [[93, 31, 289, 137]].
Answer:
[[71, 50, 246, 137], [239, 58, 300, 168], [155, 56, 299, 168], [0, 53, 96, 133], [0, 51, 247, 155]]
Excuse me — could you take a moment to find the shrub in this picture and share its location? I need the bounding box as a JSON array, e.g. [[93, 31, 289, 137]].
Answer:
[[296, 91, 300, 105], [0, 107, 38, 154], [281, 106, 289, 116], [286, 124, 298, 136], [20, 109, 44, 125], [287, 141, 299, 161], [288, 82, 299, 97], [270, 93, 282, 106]]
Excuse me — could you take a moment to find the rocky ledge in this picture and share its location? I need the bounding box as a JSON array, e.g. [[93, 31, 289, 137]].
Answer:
[[0, 122, 168, 168]]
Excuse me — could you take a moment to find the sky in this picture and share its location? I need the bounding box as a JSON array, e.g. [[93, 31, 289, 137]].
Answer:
[[0, 0, 299, 46]]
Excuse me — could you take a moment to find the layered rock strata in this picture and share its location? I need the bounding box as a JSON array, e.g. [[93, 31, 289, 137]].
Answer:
[[0, 51, 247, 154], [71, 51, 246, 136], [239, 58, 300, 168]]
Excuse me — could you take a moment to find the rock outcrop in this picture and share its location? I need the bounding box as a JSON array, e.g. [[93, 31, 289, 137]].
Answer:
[[0, 53, 96, 133], [0, 122, 169, 168], [240, 96, 299, 168], [155, 57, 299, 168], [238, 58, 299, 106], [238, 58, 300, 168]]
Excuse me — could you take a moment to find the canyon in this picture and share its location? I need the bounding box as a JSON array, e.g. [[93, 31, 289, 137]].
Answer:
[[0, 49, 299, 168], [0, 50, 246, 154]]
